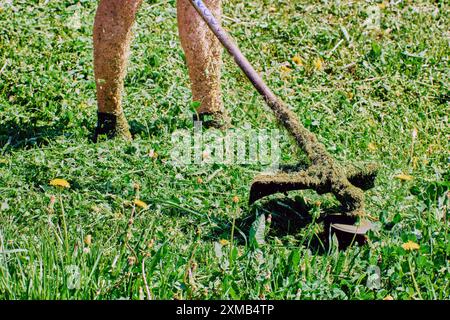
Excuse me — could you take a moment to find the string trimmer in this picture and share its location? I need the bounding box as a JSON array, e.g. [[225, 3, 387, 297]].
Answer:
[[188, 0, 378, 234]]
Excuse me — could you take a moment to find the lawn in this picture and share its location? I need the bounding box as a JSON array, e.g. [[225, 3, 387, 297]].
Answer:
[[0, 0, 448, 299]]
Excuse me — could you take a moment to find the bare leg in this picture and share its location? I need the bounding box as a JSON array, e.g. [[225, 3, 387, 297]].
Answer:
[[93, 0, 143, 141], [177, 0, 230, 128]]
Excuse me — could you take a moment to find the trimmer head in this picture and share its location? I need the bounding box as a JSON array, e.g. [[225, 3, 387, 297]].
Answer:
[[250, 163, 378, 213], [249, 163, 378, 240]]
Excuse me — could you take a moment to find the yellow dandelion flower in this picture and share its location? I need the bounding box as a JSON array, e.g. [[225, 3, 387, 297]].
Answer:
[[368, 142, 377, 152], [346, 92, 354, 100], [84, 234, 92, 246], [133, 199, 148, 209], [402, 240, 420, 251], [292, 55, 303, 66], [232, 195, 239, 203], [394, 174, 413, 181], [378, 2, 387, 9], [219, 239, 230, 246], [314, 58, 324, 71], [49, 178, 70, 189], [383, 295, 394, 300]]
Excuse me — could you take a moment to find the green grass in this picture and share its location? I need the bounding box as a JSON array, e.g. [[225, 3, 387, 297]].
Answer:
[[0, 0, 449, 299]]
